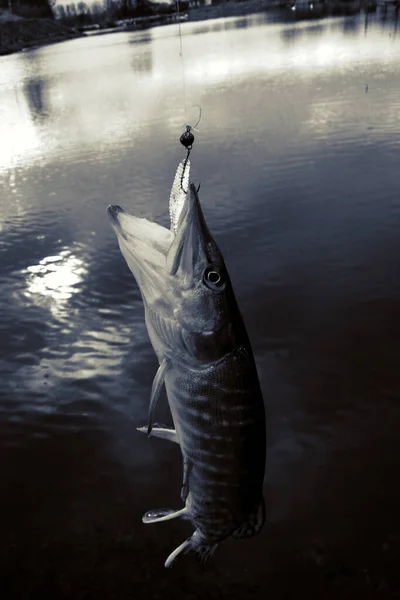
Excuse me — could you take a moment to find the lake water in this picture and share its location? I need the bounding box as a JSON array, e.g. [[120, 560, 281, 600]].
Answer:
[[1, 7, 400, 598]]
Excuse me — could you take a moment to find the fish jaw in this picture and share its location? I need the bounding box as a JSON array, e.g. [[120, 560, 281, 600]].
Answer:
[[166, 182, 221, 281], [107, 205, 175, 312]]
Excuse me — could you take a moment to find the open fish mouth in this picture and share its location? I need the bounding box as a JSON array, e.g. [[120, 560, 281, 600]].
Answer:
[[107, 158, 191, 255], [107, 159, 229, 345], [106, 160, 202, 306], [107, 201, 173, 308]]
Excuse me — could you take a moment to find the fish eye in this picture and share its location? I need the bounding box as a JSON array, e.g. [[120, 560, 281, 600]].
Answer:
[[203, 266, 226, 291], [207, 271, 221, 284]]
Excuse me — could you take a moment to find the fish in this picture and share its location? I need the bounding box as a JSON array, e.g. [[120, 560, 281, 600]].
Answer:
[[107, 161, 266, 568]]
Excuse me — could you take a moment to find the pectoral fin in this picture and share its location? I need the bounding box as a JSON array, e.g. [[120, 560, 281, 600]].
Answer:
[[147, 359, 169, 436], [137, 423, 178, 444], [142, 507, 188, 524], [232, 497, 265, 540], [164, 533, 218, 568], [181, 458, 192, 502]]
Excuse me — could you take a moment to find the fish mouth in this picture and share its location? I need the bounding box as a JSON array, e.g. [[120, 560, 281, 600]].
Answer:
[[107, 204, 123, 222], [107, 204, 125, 228], [165, 183, 217, 278], [108, 173, 235, 358], [107, 202, 174, 304], [107, 158, 191, 270], [108, 176, 216, 281], [107, 155, 225, 325]]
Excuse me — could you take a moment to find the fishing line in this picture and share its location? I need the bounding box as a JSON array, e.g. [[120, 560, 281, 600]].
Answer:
[[175, 0, 188, 122], [175, 2, 202, 191]]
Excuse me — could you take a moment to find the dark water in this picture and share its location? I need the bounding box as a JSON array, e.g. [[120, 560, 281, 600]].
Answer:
[[1, 8, 400, 598]]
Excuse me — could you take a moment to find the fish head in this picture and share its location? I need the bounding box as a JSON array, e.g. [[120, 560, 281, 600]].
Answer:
[[107, 183, 243, 365], [166, 183, 243, 361]]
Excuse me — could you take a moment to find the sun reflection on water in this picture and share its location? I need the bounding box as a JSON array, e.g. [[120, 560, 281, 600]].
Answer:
[[24, 248, 86, 307]]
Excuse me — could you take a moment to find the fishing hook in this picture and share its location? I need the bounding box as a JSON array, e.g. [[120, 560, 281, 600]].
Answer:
[[180, 146, 191, 192]]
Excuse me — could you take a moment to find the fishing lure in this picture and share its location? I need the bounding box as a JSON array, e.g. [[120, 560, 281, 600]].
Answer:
[[180, 125, 195, 149], [178, 106, 201, 192], [179, 105, 201, 150]]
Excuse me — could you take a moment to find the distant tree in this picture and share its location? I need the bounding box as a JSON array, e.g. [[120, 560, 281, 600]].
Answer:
[[64, 3, 73, 19], [1, 0, 54, 17], [91, 1, 103, 14], [77, 1, 88, 13], [54, 3, 66, 18], [135, 0, 153, 16]]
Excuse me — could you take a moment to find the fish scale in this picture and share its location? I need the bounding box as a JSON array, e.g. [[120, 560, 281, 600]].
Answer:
[[166, 346, 265, 533]]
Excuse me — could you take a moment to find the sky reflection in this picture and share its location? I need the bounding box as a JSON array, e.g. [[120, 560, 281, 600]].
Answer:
[[0, 90, 43, 170], [0, 13, 398, 172]]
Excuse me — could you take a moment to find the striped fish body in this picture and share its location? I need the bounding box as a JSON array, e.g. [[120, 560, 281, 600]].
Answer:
[[108, 176, 266, 567], [166, 344, 266, 541]]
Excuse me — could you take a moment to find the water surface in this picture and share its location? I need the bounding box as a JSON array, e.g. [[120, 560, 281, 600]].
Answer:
[[1, 8, 400, 598]]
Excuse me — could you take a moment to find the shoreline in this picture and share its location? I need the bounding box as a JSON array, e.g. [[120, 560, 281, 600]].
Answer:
[[0, 0, 378, 57], [0, 15, 82, 56]]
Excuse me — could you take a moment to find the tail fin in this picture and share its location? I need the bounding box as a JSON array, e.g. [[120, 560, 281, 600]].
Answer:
[[232, 497, 265, 540], [164, 532, 218, 568]]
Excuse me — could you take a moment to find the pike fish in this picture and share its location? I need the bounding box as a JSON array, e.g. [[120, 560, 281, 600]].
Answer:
[[107, 161, 266, 567]]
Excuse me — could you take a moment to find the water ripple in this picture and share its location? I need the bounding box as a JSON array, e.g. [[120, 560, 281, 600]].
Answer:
[[0, 19, 399, 573]]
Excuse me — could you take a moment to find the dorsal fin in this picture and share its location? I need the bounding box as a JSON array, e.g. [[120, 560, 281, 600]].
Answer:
[[232, 497, 265, 540]]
